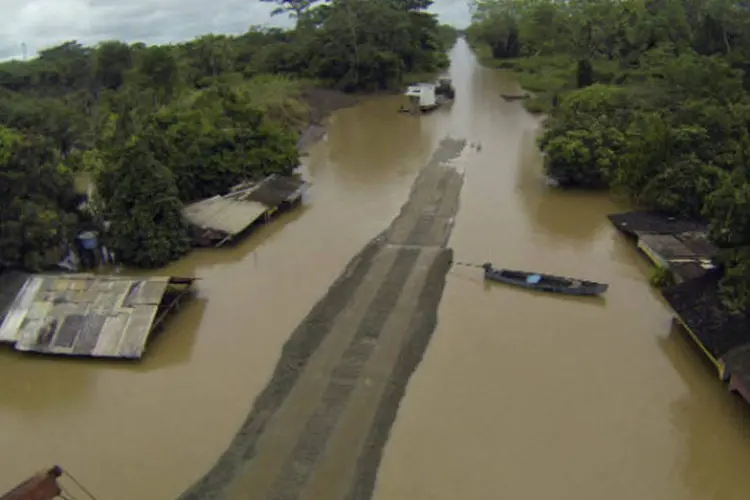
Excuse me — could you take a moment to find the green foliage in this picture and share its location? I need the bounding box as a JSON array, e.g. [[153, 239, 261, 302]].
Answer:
[[0, 127, 79, 270], [650, 267, 674, 288], [96, 139, 189, 268], [236, 75, 309, 130], [142, 83, 299, 202], [470, 0, 750, 309], [94, 41, 133, 90], [0, 3, 452, 269]]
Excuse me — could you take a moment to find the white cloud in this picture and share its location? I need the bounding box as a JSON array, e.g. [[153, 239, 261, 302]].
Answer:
[[0, 0, 469, 60], [432, 0, 471, 28]]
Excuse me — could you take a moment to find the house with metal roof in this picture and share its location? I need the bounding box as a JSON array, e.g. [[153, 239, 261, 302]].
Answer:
[[0, 274, 195, 359], [182, 174, 309, 248]]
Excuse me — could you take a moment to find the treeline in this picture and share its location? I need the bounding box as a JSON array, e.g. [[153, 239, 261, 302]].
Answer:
[[468, 0, 750, 310], [0, 0, 457, 270]]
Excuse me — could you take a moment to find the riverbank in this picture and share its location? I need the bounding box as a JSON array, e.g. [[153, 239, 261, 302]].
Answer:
[[297, 87, 362, 151], [296, 70, 448, 151], [468, 43, 606, 115]]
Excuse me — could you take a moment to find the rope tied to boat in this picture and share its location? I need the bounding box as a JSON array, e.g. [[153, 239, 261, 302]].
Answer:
[[59, 467, 100, 500], [452, 261, 485, 269]]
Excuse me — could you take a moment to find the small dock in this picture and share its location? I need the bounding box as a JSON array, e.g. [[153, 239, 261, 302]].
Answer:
[[0, 274, 195, 359], [183, 174, 309, 248]]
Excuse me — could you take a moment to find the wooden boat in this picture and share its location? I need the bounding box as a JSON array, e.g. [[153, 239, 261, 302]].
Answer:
[[1, 466, 62, 500], [482, 263, 608, 296], [500, 93, 529, 101]]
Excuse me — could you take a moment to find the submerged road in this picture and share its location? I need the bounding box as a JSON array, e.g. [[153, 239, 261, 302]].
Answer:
[[179, 139, 468, 500]]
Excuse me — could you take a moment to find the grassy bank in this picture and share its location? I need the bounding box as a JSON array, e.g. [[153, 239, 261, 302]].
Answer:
[[471, 42, 620, 114]]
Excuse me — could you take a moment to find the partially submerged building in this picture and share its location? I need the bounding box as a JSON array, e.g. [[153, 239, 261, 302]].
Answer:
[[0, 274, 195, 359], [661, 271, 750, 405], [611, 211, 750, 404], [660, 272, 743, 379], [182, 174, 309, 248], [608, 211, 718, 283]]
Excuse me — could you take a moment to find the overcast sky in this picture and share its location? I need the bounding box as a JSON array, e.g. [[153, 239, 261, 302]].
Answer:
[[0, 0, 471, 61]]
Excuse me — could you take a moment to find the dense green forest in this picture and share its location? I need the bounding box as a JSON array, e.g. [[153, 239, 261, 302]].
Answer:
[[468, 0, 750, 311], [0, 0, 457, 270]]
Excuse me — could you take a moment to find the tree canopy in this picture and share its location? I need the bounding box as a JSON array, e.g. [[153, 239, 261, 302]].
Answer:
[[469, 0, 750, 311], [0, 1, 456, 270]]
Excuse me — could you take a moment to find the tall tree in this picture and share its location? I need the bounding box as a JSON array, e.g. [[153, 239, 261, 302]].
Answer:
[[94, 41, 133, 91], [0, 127, 78, 270], [97, 138, 189, 268], [262, 0, 320, 24]]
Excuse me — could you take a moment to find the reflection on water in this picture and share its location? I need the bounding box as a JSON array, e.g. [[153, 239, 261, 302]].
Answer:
[[658, 323, 750, 499], [2, 38, 750, 500], [371, 40, 750, 500]]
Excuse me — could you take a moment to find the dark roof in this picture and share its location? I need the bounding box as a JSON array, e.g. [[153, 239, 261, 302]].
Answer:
[[0, 270, 30, 323], [662, 271, 750, 359], [677, 232, 719, 257], [669, 261, 714, 282], [608, 211, 708, 237], [724, 344, 750, 396]]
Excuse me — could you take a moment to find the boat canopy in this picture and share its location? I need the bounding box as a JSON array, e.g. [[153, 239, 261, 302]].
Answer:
[[404, 83, 435, 97]]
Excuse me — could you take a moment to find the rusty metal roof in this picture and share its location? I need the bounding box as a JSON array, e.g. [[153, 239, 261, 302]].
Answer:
[[0, 274, 190, 359]]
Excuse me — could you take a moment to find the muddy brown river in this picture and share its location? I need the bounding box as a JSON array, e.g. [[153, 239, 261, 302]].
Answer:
[[3, 39, 750, 500]]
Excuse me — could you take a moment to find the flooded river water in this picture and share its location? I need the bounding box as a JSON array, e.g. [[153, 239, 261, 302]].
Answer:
[[3, 39, 750, 500]]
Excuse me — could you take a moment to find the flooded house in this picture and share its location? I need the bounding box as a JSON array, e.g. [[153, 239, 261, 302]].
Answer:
[[608, 211, 718, 283], [0, 274, 195, 360], [182, 174, 309, 248]]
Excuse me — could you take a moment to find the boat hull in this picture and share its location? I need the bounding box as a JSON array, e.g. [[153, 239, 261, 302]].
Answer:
[[483, 266, 608, 296], [1, 467, 62, 500]]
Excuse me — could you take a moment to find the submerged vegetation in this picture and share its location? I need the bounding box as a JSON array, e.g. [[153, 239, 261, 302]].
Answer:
[[468, 0, 750, 310], [0, 0, 457, 270]]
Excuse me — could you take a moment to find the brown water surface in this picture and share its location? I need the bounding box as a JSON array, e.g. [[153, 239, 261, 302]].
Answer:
[[2, 39, 750, 500]]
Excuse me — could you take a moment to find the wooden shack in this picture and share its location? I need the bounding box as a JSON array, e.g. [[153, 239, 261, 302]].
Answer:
[[608, 211, 718, 283], [0, 274, 195, 359], [661, 271, 750, 381], [183, 174, 309, 248]]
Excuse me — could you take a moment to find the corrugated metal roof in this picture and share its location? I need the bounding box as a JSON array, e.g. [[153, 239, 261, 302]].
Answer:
[[247, 174, 308, 207], [182, 196, 268, 236], [608, 211, 707, 236], [0, 274, 183, 359], [638, 234, 703, 261], [182, 175, 310, 247]]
